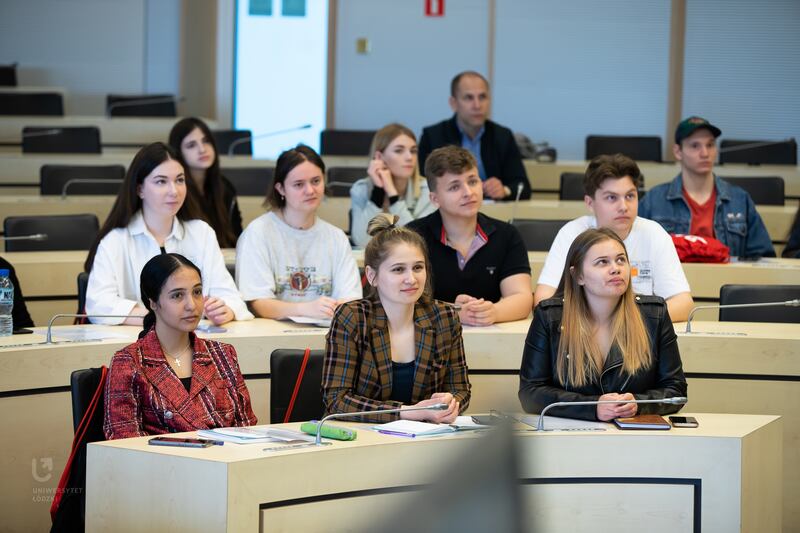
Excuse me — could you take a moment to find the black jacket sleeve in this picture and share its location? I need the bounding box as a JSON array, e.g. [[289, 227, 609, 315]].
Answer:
[[418, 126, 435, 178], [518, 306, 600, 421]]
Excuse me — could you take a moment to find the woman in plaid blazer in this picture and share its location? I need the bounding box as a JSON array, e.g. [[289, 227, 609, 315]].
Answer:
[[104, 253, 256, 440], [322, 214, 471, 424]]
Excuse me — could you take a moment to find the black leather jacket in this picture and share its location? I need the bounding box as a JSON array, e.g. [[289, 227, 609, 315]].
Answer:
[[519, 295, 688, 421]]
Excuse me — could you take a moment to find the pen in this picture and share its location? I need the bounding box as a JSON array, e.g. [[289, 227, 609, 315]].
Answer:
[[210, 440, 225, 446], [377, 429, 416, 438]]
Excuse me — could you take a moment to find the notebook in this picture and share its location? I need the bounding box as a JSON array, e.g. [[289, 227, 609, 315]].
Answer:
[[613, 414, 671, 430]]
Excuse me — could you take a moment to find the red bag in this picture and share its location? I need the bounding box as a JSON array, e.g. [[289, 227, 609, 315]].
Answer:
[[671, 234, 730, 263]]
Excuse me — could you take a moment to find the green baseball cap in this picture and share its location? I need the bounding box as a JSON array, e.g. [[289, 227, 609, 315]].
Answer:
[[675, 116, 722, 144]]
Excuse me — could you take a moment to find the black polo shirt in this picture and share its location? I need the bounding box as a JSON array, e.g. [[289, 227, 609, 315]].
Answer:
[[407, 211, 531, 303]]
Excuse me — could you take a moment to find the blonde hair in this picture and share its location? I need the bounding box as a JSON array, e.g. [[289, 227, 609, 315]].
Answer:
[[556, 228, 651, 388], [369, 123, 421, 199], [364, 213, 432, 301]]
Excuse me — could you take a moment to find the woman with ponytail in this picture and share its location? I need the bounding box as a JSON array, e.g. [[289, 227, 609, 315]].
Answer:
[[104, 253, 256, 440], [519, 228, 688, 421], [322, 213, 471, 424]]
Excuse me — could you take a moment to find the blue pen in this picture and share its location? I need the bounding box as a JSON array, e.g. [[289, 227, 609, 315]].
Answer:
[[378, 429, 416, 438]]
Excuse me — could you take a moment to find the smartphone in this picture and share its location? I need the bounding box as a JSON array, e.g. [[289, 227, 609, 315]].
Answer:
[[669, 416, 699, 428], [471, 415, 505, 426], [148, 436, 214, 448], [12, 328, 33, 335]]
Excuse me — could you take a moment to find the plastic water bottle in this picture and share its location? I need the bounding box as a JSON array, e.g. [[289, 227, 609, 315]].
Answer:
[[0, 269, 13, 337]]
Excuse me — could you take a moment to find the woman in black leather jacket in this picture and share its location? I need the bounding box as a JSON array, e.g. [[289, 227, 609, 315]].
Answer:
[[519, 228, 687, 421]]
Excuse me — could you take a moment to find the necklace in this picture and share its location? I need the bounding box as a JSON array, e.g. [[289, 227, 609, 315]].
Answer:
[[163, 344, 191, 367]]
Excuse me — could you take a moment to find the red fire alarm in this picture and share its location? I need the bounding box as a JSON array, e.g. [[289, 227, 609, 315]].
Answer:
[[425, 0, 444, 17]]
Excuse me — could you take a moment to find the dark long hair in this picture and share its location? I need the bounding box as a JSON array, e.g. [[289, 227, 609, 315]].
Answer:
[[266, 144, 326, 209], [84, 142, 205, 272], [139, 253, 202, 338], [168, 118, 237, 247]]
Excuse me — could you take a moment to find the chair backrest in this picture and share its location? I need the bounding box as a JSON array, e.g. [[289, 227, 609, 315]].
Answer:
[[512, 219, 570, 251], [0, 92, 63, 115], [269, 349, 325, 423], [0, 63, 17, 86], [70, 368, 107, 436], [212, 129, 253, 156], [4, 214, 99, 252], [719, 176, 785, 206], [559, 172, 585, 201], [223, 167, 275, 196], [326, 166, 366, 197], [76, 272, 89, 316], [320, 129, 376, 156], [106, 94, 177, 117], [40, 164, 125, 195], [585, 135, 662, 162], [719, 139, 797, 165], [22, 126, 101, 154], [719, 284, 800, 323]]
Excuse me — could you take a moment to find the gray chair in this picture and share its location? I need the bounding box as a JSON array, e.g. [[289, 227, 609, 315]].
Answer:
[[23, 126, 101, 154], [223, 167, 274, 196], [586, 135, 662, 162], [327, 166, 365, 197], [719, 176, 785, 206], [719, 139, 797, 166], [320, 129, 376, 156], [212, 129, 252, 156], [719, 284, 800, 323], [40, 164, 125, 196], [559, 172, 585, 201], [0, 92, 63, 115], [106, 93, 177, 117], [3, 214, 99, 252], [269, 349, 325, 423], [512, 219, 570, 251]]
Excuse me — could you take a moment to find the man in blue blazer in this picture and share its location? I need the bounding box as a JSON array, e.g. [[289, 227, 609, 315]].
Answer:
[[418, 71, 531, 202]]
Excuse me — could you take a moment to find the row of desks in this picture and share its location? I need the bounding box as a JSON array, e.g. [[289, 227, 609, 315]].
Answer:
[[0, 149, 799, 198], [6, 246, 800, 327], [1, 318, 797, 531]]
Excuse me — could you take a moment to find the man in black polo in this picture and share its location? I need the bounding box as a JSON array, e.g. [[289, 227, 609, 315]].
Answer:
[[418, 71, 531, 202], [407, 146, 532, 326]]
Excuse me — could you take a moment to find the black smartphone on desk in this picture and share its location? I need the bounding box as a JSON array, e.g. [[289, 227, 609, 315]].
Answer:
[[148, 437, 214, 448], [669, 416, 699, 428]]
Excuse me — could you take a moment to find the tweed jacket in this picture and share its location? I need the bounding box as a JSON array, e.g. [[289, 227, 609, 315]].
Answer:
[[322, 298, 471, 423], [103, 329, 257, 439]]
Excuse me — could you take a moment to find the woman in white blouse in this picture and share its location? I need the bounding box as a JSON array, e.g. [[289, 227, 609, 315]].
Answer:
[[349, 123, 435, 247], [85, 142, 252, 325], [236, 145, 362, 320]]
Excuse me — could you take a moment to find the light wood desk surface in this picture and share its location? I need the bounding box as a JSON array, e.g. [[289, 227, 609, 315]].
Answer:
[[85, 414, 782, 533], [0, 319, 797, 531], [0, 115, 218, 147]]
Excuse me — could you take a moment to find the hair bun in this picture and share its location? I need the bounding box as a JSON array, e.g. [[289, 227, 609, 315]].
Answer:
[[366, 213, 400, 237]]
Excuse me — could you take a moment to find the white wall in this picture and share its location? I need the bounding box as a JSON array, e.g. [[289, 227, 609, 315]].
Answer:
[[333, 0, 489, 138], [0, 0, 180, 115]]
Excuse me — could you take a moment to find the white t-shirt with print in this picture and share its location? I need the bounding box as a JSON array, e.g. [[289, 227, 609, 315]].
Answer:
[[236, 211, 362, 302], [537, 215, 690, 299]]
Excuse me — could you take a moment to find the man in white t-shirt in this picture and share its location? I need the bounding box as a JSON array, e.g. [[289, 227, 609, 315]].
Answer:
[[534, 154, 694, 321]]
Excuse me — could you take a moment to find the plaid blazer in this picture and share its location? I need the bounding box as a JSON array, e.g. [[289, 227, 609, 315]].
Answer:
[[322, 298, 471, 423], [103, 329, 257, 440]]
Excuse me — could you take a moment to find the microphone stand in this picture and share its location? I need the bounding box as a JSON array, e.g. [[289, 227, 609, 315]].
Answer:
[[106, 96, 180, 116], [45, 313, 139, 344], [312, 403, 449, 446], [684, 299, 800, 333], [60, 178, 123, 198], [0, 233, 47, 242], [536, 397, 688, 431], [508, 183, 524, 224], [226, 124, 312, 156]]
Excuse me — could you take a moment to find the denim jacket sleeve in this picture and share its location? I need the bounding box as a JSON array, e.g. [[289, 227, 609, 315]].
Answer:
[[742, 194, 776, 257]]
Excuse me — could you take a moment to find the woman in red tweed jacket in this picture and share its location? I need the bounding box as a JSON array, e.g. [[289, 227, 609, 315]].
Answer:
[[104, 253, 256, 439], [322, 214, 471, 424]]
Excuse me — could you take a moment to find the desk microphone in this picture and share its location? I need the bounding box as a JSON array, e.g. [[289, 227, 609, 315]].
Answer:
[[60, 178, 123, 198], [0, 233, 47, 242], [311, 403, 449, 445], [508, 183, 524, 224], [536, 397, 687, 431], [718, 138, 795, 154], [226, 124, 313, 156], [684, 299, 800, 333], [106, 96, 183, 116], [21, 128, 63, 138], [45, 313, 139, 344]]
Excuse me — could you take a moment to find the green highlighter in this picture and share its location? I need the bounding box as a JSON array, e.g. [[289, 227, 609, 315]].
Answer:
[[300, 421, 357, 441]]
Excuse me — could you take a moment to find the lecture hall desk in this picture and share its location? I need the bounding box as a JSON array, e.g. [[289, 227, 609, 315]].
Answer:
[[0, 319, 797, 531], [85, 414, 781, 533]]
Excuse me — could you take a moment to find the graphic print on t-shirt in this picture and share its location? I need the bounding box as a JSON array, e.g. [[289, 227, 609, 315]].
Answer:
[[630, 260, 653, 295], [276, 266, 332, 299]]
